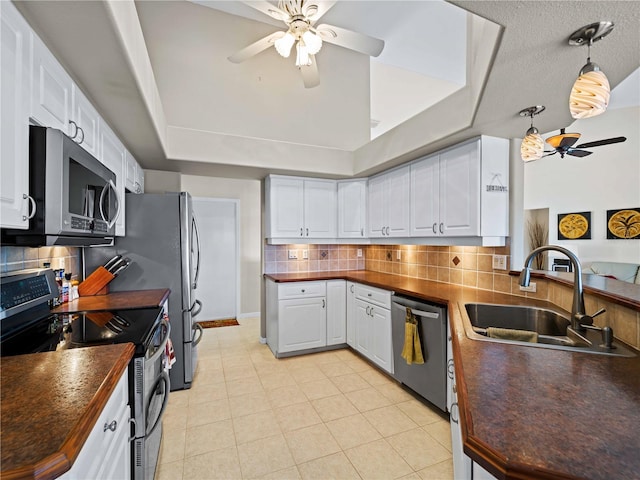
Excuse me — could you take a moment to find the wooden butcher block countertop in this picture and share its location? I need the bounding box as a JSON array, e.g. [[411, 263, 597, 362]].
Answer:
[[0, 344, 134, 480], [265, 270, 640, 480]]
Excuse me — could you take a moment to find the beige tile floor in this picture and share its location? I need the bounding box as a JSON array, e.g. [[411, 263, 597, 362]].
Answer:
[[156, 317, 454, 480]]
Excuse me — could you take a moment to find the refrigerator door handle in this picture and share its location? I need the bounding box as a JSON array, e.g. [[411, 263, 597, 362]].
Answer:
[[192, 322, 204, 346], [188, 299, 203, 318], [191, 216, 201, 290]]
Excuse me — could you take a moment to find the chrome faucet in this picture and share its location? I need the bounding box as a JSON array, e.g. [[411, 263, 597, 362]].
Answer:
[[520, 245, 592, 330]]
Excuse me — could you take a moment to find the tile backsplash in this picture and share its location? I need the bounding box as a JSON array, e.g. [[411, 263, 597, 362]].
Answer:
[[1, 246, 81, 280], [264, 244, 365, 274]]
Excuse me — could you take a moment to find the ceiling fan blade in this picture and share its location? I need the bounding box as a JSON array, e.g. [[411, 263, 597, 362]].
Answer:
[[316, 24, 385, 57], [575, 136, 627, 149], [241, 0, 289, 21], [228, 31, 285, 63], [306, 1, 337, 24], [566, 149, 593, 157], [300, 55, 320, 88]]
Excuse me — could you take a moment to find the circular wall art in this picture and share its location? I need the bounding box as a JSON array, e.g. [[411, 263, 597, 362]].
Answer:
[[607, 208, 640, 239], [558, 212, 591, 240]]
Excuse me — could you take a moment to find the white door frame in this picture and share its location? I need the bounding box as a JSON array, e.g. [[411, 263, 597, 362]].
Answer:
[[193, 197, 240, 320]]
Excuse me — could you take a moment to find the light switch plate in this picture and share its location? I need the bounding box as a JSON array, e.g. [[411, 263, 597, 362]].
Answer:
[[357, 249, 363, 258], [288, 249, 298, 259], [302, 250, 308, 259], [492, 254, 507, 270], [396, 250, 402, 260]]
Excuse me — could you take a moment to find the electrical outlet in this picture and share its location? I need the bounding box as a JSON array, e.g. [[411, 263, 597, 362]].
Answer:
[[357, 248, 363, 258], [288, 249, 298, 259], [492, 254, 507, 270], [520, 282, 537, 293], [302, 250, 308, 259], [396, 250, 402, 260]]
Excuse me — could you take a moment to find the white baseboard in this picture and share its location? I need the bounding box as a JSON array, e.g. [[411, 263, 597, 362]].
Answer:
[[259, 337, 267, 344], [237, 311, 261, 319]]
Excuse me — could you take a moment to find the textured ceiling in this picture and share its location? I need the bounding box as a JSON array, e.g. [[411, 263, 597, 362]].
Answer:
[[12, 0, 640, 179]]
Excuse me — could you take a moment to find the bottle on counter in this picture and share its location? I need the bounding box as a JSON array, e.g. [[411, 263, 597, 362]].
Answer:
[[61, 273, 72, 303], [70, 279, 80, 301]]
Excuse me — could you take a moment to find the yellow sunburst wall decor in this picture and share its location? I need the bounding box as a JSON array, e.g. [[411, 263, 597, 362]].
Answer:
[[607, 208, 640, 239], [558, 212, 591, 240]]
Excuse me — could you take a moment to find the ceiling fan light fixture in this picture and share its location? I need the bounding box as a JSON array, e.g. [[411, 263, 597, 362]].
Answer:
[[545, 132, 580, 149], [302, 30, 322, 55], [274, 31, 295, 58], [295, 41, 312, 67], [568, 21, 614, 120]]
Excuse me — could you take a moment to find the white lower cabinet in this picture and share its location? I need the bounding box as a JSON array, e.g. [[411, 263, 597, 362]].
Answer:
[[279, 297, 327, 353], [473, 462, 496, 479], [59, 368, 131, 479], [346, 282, 357, 348], [326, 280, 346, 345], [352, 283, 393, 374]]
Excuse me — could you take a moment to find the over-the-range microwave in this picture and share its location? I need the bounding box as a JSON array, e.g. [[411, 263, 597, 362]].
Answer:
[[2, 126, 120, 247]]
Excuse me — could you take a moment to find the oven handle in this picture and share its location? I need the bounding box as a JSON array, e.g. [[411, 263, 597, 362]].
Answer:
[[146, 371, 170, 438], [147, 319, 171, 362], [192, 322, 204, 346]]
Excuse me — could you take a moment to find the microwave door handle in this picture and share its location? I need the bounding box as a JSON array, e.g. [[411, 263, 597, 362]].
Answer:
[[145, 371, 170, 438], [106, 179, 121, 229], [192, 216, 201, 290]]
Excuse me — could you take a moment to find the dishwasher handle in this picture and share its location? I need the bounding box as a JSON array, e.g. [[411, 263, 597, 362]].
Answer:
[[393, 302, 440, 319]]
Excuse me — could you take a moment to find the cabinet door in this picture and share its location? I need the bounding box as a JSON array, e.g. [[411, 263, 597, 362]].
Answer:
[[367, 175, 386, 237], [1, 1, 32, 229], [450, 387, 473, 480], [71, 84, 100, 158], [31, 34, 72, 134], [267, 177, 304, 238], [125, 150, 139, 193], [440, 141, 480, 237], [279, 297, 326, 353], [338, 180, 367, 238], [370, 306, 393, 374], [473, 462, 496, 479], [346, 282, 356, 348], [386, 166, 410, 236], [354, 299, 371, 357], [100, 125, 126, 236], [136, 163, 145, 193], [410, 155, 440, 237], [326, 280, 346, 345], [303, 179, 336, 238]]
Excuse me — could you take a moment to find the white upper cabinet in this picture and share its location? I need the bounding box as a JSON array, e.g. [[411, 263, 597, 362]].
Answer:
[[31, 34, 72, 135], [1, 1, 33, 229], [71, 84, 101, 159], [265, 175, 336, 239], [337, 179, 367, 238], [100, 124, 126, 236], [410, 137, 509, 243], [368, 165, 410, 238], [125, 150, 144, 193]]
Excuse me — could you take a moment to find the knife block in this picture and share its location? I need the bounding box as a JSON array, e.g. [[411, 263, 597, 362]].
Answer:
[[78, 266, 115, 296]]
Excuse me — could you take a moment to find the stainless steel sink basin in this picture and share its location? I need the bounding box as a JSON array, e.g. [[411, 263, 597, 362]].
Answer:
[[462, 303, 636, 357]]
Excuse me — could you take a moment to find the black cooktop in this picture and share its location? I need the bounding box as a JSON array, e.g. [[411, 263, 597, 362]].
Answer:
[[0, 307, 163, 357]]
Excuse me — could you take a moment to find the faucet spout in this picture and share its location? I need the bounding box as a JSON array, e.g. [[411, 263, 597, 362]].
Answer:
[[521, 245, 584, 330]]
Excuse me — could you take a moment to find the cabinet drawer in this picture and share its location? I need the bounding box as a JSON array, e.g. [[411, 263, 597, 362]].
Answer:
[[355, 284, 391, 309], [278, 281, 326, 300]]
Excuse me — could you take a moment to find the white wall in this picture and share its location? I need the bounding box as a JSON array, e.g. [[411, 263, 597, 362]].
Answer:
[[524, 106, 640, 264], [143, 169, 180, 193], [180, 175, 262, 316]]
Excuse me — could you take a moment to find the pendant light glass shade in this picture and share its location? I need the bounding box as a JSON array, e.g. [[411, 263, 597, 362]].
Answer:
[[569, 66, 610, 119], [295, 41, 312, 67], [521, 128, 545, 162], [302, 30, 322, 55]]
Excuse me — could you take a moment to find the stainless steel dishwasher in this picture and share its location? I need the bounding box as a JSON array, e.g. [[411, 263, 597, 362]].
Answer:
[[391, 295, 447, 412]]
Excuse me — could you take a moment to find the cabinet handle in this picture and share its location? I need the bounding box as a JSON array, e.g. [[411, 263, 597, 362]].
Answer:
[[306, 228, 309, 236], [77, 126, 85, 144], [447, 359, 454, 379], [386, 226, 390, 236], [361, 228, 364, 236], [322, 299, 325, 308], [367, 293, 372, 297], [432, 223, 437, 234], [103, 420, 118, 433], [300, 228, 303, 236], [22, 194, 36, 221], [439, 223, 444, 234], [350, 285, 354, 293], [366, 306, 371, 315], [450, 402, 459, 424], [370, 307, 374, 317], [68, 120, 78, 139], [301, 289, 305, 293]]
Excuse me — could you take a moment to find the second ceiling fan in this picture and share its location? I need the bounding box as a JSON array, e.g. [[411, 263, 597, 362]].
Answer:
[[544, 128, 627, 158], [227, 0, 385, 88]]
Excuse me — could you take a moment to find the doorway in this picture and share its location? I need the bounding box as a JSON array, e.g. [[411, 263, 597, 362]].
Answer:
[[192, 198, 239, 321]]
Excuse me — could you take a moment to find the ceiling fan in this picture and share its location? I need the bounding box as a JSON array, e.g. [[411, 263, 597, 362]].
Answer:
[[227, 0, 385, 88], [543, 128, 627, 158]]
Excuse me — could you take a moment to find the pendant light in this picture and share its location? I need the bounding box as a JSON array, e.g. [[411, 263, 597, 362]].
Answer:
[[519, 106, 546, 162], [569, 22, 614, 120]]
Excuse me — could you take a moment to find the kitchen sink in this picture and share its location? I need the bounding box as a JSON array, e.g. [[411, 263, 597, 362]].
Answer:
[[462, 303, 636, 357]]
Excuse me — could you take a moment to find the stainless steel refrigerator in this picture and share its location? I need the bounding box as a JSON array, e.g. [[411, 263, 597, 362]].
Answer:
[[84, 192, 202, 390]]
